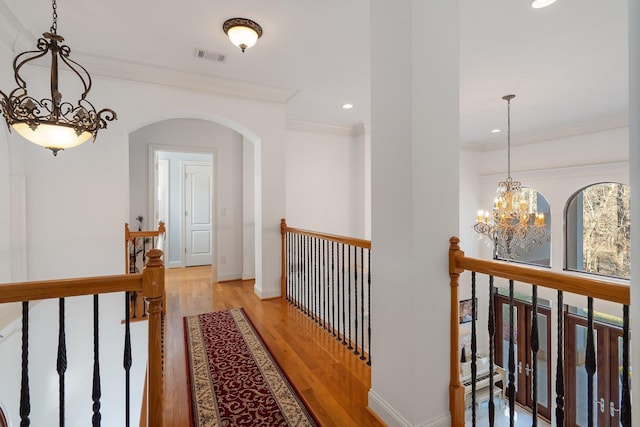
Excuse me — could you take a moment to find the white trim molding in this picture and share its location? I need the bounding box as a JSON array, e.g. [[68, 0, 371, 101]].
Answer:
[[367, 390, 412, 427]]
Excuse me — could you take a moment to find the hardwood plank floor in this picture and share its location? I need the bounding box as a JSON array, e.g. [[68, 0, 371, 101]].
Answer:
[[163, 266, 385, 427]]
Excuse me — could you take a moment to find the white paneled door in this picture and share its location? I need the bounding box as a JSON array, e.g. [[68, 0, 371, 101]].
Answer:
[[184, 163, 213, 266]]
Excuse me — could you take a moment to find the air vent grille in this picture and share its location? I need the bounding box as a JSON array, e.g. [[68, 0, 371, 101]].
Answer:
[[193, 48, 226, 63]]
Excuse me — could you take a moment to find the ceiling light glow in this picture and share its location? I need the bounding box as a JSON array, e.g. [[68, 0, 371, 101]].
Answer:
[[491, 129, 501, 133], [342, 104, 354, 109], [531, 0, 557, 9]]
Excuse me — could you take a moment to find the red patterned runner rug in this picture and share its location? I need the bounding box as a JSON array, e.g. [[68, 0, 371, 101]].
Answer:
[[184, 308, 318, 426]]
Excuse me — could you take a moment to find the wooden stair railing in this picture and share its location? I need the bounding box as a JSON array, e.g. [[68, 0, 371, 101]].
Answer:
[[281, 218, 372, 365], [0, 233, 165, 427], [449, 237, 631, 427], [125, 222, 166, 319]]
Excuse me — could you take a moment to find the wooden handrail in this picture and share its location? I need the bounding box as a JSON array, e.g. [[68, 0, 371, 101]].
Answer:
[[0, 226, 166, 427], [0, 274, 144, 304], [448, 236, 630, 426], [450, 238, 630, 305], [281, 218, 371, 249]]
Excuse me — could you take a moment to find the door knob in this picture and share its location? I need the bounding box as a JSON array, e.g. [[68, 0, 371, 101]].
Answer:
[[610, 401, 620, 417]]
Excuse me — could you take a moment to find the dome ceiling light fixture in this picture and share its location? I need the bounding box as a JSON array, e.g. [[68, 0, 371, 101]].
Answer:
[[223, 18, 263, 53], [0, 0, 116, 156], [531, 0, 557, 8]]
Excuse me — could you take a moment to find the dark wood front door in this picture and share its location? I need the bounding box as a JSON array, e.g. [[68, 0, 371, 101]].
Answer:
[[495, 294, 552, 421]]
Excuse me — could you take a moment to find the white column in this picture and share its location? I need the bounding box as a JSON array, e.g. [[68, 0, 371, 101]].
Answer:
[[629, 0, 639, 422], [369, 1, 459, 425]]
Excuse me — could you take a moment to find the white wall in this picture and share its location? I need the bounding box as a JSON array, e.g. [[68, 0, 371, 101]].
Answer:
[[369, 1, 459, 426], [0, 39, 287, 424], [285, 129, 365, 238], [130, 119, 246, 280]]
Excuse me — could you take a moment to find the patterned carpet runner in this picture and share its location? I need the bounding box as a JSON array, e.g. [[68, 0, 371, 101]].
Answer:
[[184, 308, 318, 427]]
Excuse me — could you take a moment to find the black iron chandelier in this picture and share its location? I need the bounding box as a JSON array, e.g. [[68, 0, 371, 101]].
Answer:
[[0, 0, 116, 156]]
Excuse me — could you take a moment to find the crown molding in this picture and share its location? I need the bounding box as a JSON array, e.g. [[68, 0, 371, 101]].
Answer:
[[0, 1, 33, 54], [286, 117, 355, 136], [72, 52, 296, 104], [462, 114, 629, 152], [0, 6, 296, 105]]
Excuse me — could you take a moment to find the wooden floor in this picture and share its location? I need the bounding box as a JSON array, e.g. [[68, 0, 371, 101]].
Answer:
[[163, 266, 385, 427]]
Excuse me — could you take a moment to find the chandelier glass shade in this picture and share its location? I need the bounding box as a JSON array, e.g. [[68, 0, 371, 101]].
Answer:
[[474, 95, 549, 258], [223, 18, 263, 53], [0, 0, 116, 156]]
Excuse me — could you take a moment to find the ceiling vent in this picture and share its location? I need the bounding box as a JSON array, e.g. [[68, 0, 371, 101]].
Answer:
[[193, 48, 226, 63]]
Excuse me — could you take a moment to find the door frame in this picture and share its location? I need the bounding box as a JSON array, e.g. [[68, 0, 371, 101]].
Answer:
[[182, 160, 214, 267], [149, 144, 218, 272], [494, 293, 552, 421], [565, 312, 624, 426]]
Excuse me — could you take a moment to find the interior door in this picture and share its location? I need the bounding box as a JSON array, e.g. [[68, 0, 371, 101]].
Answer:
[[184, 163, 213, 267], [495, 294, 552, 421], [566, 314, 626, 426]]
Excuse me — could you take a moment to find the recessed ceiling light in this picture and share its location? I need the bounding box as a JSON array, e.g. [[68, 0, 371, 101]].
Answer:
[[491, 129, 501, 133], [531, 0, 557, 8], [342, 103, 354, 109]]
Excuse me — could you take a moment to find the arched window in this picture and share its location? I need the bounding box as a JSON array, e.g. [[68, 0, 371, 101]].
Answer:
[[495, 188, 552, 267], [565, 182, 630, 279]]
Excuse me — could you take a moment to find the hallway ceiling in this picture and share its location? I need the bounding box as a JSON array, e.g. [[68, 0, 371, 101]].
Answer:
[[0, 0, 628, 147]]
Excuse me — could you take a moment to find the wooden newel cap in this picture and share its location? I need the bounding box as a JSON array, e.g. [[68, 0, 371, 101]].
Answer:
[[280, 218, 287, 233], [158, 221, 166, 235], [145, 248, 164, 268]]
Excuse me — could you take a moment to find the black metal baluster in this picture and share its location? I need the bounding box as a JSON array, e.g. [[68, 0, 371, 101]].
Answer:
[[347, 245, 353, 350], [360, 247, 365, 360], [507, 279, 515, 427], [367, 248, 371, 365], [471, 272, 477, 425], [336, 243, 343, 341], [57, 298, 67, 427], [288, 232, 293, 303], [292, 234, 304, 313], [315, 237, 320, 323], [621, 304, 631, 427], [124, 292, 132, 427], [322, 239, 326, 329], [325, 239, 329, 331], [531, 285, 539, 426], [342, 243, 347, 345], [300, 236, 311, 316], [488, 276, 495, 426], [92, 295, 102, 427], [331, 242, 336, 336], [585, 297, 596, 427], [20, 301, 30, 427], [354, 247, 360, 356], [298, 234, 302, 311], [555, 290, 565, 426]]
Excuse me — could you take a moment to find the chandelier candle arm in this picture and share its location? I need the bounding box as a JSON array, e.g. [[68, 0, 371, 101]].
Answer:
[[473, 94, 549, 259], [0, 0, 117, 156]]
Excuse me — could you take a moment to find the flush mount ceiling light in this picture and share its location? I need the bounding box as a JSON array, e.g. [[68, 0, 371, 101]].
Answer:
[[0, 0, 116, 156], [342, 103, 354, 109], [531, 0, 557, 8], [223, 18, 263, 53]]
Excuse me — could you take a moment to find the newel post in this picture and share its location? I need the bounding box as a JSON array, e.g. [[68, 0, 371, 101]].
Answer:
[[280, 218, 287, 299], [449, 237, 465, 427], [143, 248, 165, 427]]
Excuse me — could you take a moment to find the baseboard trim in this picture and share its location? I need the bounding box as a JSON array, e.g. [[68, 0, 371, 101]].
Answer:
[[241, 271, 255, 280], [168, 261, 183, 269], [368, 390, 412, 427], [217, 273, 242, 282], [368, 390, 451, 427], [253, 284, 281, 300], [418, 413, 451, 427]]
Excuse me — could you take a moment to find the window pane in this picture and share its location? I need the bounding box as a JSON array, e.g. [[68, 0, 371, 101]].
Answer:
[[566, 183, 630, 279]]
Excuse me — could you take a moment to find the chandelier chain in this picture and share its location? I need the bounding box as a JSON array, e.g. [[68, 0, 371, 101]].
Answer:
[[507, 96, 511, 180], [50, 0, 58, 34]]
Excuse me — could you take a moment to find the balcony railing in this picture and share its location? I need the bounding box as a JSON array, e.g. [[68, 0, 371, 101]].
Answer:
[[449, 236, 631, 427]]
